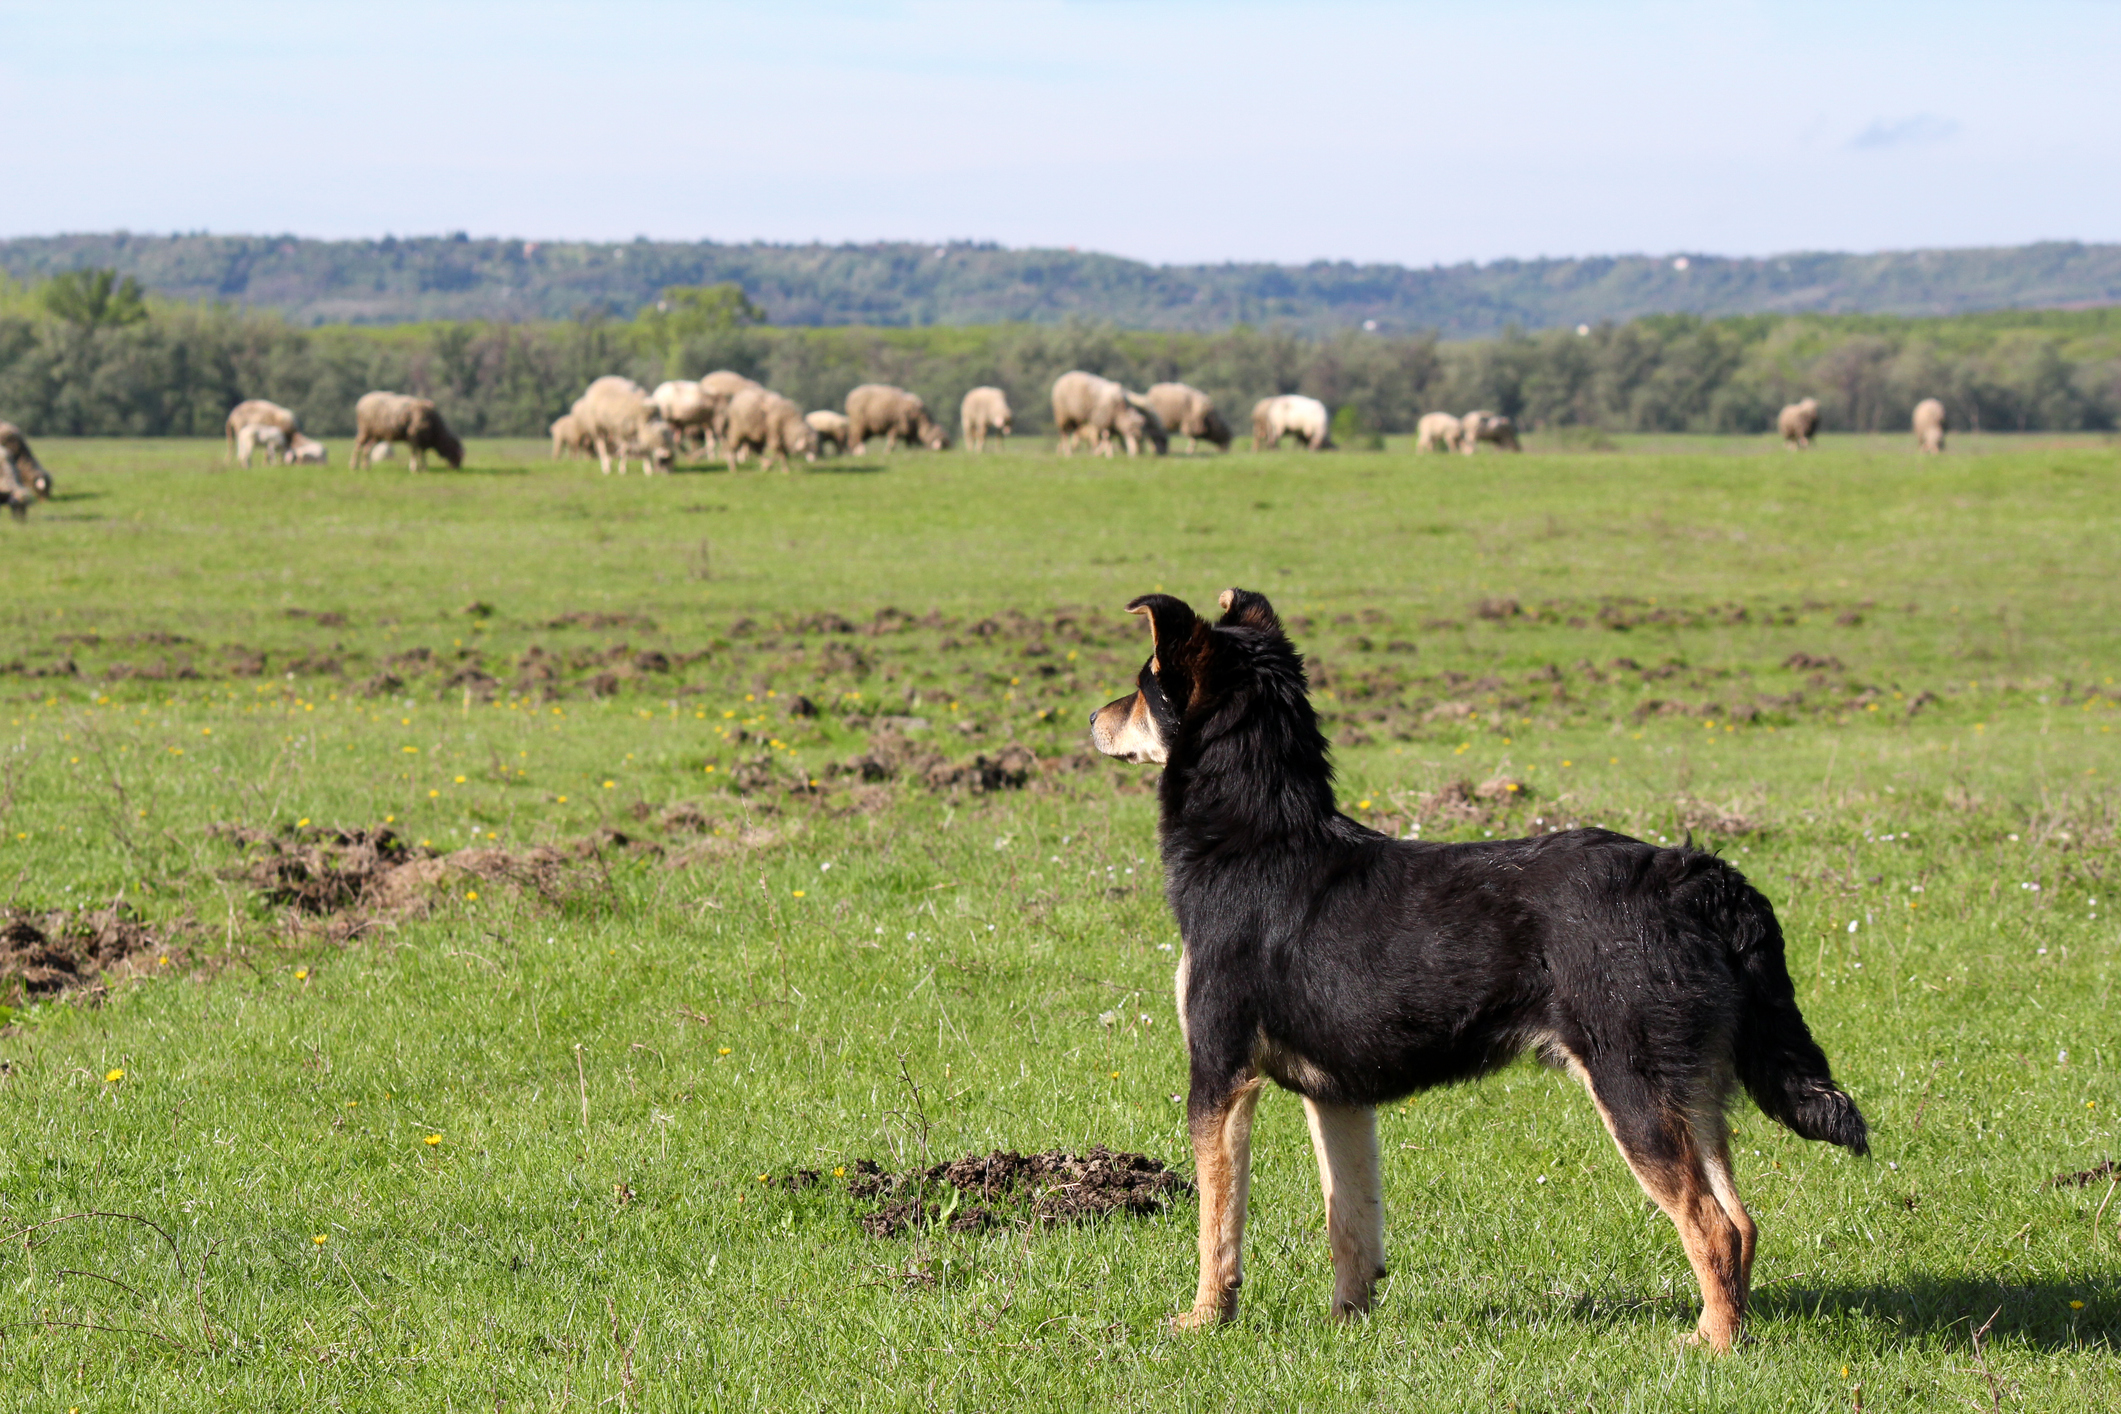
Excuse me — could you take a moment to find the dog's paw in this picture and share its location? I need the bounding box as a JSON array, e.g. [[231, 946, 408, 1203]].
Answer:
[[1683, 1324, 1746, 1354], [1166, 1306, 1226, 1334]]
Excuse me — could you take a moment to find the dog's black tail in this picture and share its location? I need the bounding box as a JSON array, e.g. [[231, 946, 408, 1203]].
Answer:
[[1721, 870, 1870, 1156]]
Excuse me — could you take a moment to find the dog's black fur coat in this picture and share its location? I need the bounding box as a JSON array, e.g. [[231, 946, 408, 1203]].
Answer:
[[1095, 587, 1867, 1340], [1137, 589, 1864, 1145]]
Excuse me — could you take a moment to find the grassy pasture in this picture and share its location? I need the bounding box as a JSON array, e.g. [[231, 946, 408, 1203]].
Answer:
[[2, 431, 2119, 1410]]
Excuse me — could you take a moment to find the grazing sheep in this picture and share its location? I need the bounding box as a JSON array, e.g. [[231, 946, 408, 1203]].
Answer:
[[1051, 371, 1136, 456], [650, 380, 715, 453], [1457, 410, 1487, 452], [1250, 394, 1333, 451], [805, 409, 852, 456], [846, 384, 949, 454], [571, 376, 676, 475], [549, 413, 594, 459], [289, 434, 328, 465], [351, 392, 464, 471], [235, 424, 290, 466], [724, 389, 817, 472], [698, 370, 764, 455], [1415, 411, 1463, 453], [1114, 393, 1170, 457], [1, 421, 54, 499], [1912, 398, 1946, 453], [1461, 411, 1522, 452], [1778, 398, 1821, 450], [960, 386, 1013, 452], [1, 454, 27, 518], [1143, 382, 1231, 453], [225, 399, 299, 466]]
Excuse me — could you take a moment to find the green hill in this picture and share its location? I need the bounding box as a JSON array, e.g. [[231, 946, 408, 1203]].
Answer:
[[5, 233, 2121, 336]]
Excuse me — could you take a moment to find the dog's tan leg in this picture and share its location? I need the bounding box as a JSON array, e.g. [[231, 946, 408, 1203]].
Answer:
[[1173, 1074, 1263, 1330], [1592, 1098, 1747, 1350], [1693, 1111, 1758, 1294], [1302, 1097, 1386, 1316], [1558, 1052, 1749, 1349]]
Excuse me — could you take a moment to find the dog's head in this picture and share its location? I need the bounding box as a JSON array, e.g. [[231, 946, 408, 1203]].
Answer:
[[1089, 587, 1286, 764]]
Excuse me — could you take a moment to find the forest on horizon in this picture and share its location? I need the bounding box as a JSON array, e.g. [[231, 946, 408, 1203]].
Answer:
[[3, 267, 2119, 443]]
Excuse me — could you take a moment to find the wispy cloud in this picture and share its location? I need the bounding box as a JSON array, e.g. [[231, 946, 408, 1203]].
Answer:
[[1849, 114, 1960, 151]]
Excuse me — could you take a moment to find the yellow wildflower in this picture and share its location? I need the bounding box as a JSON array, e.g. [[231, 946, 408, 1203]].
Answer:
[[104, 1068, 125, 1083]]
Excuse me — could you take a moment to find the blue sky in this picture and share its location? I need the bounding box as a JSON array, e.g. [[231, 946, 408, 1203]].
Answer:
[[4, 1, 2116, 266]]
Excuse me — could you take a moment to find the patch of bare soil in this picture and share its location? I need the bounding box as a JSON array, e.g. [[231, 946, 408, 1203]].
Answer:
[[1674, 796, 1763, 837], [0, 904, 171, 1000], [1410, 777, 1532, 827], [782, 1146, 1193, 1238], [821, 731, 1038, 796], [215, 824, 598, 933], [2049, 1158, 2117, 1189]]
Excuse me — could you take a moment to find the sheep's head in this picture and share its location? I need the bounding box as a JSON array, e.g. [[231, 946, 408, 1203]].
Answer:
[[643, 419, 678, 470]]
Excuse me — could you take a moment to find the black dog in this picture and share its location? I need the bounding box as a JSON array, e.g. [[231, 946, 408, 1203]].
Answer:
[[1090, 588, 1867, 1349]]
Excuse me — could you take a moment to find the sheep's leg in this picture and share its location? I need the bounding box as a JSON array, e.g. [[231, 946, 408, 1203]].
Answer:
[[596, 437, 615, 475]]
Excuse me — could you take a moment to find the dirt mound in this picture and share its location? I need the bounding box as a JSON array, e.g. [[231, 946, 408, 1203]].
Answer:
[[0, 904, 169, 999], [217, 824, 590, 927], [1412, 777, 1530, 826], [1674, 797, 1762, 837], [785, 1145, 1192, 1238], [2049, 1158, 2117, 1189], [823, 731, 1038, 796]]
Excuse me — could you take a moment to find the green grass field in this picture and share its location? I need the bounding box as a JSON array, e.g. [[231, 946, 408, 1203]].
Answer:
[[3, 431, 2118, 1410]]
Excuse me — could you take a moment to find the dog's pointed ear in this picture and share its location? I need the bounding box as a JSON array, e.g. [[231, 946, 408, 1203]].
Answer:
[[1216, 587, 1282, 633], [1126, 593, 1201, 670]]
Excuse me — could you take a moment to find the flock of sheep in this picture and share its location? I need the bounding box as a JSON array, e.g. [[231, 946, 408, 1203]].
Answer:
[[0, 376, 1960, 518], [216, 372, 1332, 477], [541, 370, 1350, 473]]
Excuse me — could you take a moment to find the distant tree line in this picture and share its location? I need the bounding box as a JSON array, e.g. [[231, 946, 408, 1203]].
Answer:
[[2, 274, 2118, 440]]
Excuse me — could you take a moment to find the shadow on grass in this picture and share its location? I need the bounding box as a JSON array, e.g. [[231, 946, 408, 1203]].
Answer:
[[1481, 1274, 2119, 1351], [656, 459, 888, 476], [1746, 1274, 2118, 1351]]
